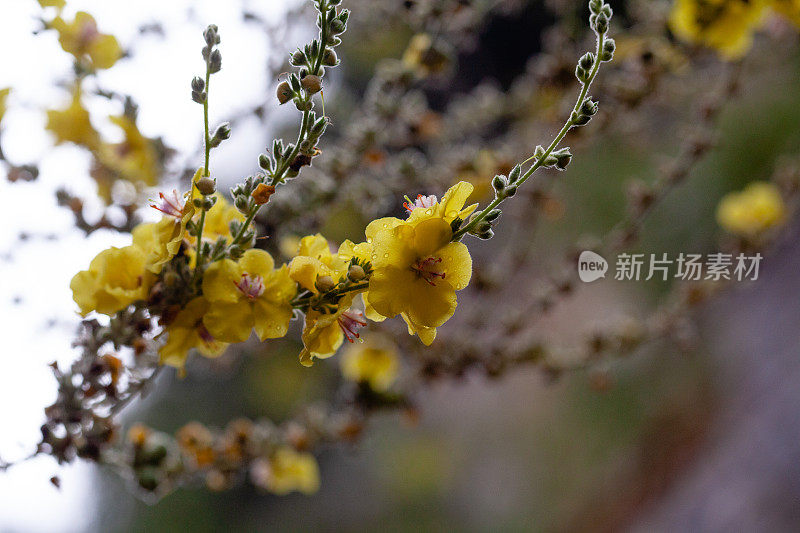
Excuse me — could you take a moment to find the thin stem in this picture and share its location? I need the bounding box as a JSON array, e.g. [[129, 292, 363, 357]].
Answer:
[[291, 280, 369, 309], [452, 31, 606, 241], [194, 64, 213, 276]]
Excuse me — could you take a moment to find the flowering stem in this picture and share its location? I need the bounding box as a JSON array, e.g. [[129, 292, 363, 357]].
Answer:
[[452, 31, 606, 241], [194, 63, 213, 276], [291, 280, 369, 309]]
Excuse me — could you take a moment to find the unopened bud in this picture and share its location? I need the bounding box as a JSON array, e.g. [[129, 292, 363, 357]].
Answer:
[[347, 264, 366, 281], [195, 177, 216, 196], [315, 275, 336, 293], [322, 48, 338, 66], [276, 81, 293, 104], [301, 75, 322, 94]]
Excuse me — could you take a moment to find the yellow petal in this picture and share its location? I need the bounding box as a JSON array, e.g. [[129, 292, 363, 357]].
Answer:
[[437, 241, 472, 291], [411, 218, 452, 257], [202, 259, 242, 303], [239, 249, 276, 278], [203, 301, 253, 343], [252, 299, 293, 340]]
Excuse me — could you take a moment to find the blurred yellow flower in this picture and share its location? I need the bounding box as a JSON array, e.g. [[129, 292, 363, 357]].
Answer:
[[252, 447, 320, 495], [0, 88, 10, 125], [340, 338, 399, 391], [771, 0, 800, 25], [202, 249, 296, 343], [366, 217, 472, 345], [402, 33, 449, 76], [97, 115, 161, 188], [716, 181, 786, 237], [38, 0, 66, 9], [159, 297, 228, 370], [70, 246, 151, 316], [50, 11, 122, 69], [46, 88, 99, 148], [198, 193, 245, 244], [669, 0, 767, 59]]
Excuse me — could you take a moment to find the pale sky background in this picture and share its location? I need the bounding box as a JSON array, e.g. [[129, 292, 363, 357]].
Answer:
[[0, 0, 297, 530]]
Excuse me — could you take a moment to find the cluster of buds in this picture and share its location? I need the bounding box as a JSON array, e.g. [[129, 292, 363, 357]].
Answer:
[[533, 145, 573, 171], [304, 257, 374, 315]]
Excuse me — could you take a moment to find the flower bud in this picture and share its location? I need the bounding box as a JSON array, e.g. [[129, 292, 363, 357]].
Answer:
[[492, 174, 507, 192], [191, 76, 205, 93], [276, 81, 293, 104], [347, 264, 366, 281], [322, 48, 338, 66], [315, 275, 336, 293], [301, 75, 322, 94], [209, 49, 222, 73], [195, 177, 216, 196], [291, 50, 306, 66]]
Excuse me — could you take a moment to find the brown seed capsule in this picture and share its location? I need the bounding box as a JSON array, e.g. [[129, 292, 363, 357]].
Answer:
[[276, 81, 292, 104], [251, 183, 276, 205], [300, 74, 322, 94], [195, 176, 216, 196]]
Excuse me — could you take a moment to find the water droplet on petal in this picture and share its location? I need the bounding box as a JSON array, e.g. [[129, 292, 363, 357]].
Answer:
[[371, 253, 377, 260], [425, 209, 433, 215], [367, 237, 373, 244], [383, 253, 389, 258], [446, 211, 457, 219]]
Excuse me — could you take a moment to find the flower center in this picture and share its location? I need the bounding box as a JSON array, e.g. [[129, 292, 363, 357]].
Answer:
[[411, 256, 445, 286], [404, 194, 437, 214], [338, 309, 367, 343], [150, 190, 185, 218], [234, 273, 265, 300]]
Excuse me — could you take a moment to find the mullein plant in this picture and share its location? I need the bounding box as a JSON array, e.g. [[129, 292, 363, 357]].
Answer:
[[45, 0, 616, 495]]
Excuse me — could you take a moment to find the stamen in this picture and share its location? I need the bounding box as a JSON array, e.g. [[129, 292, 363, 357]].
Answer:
[[233, 273, 265, 300], [150, 190, 185, 218], [338, 309, 367, 343], [411, 256, 446, 286], [404, 194, 438, 214]]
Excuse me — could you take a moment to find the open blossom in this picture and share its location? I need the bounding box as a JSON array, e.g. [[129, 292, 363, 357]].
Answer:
[[132, 169, 201, 273], [366, 217, 472, 345], [202, 249, 296, 343], [669, 0, 767, 59], [70, 246, 152, 316], [49, 11, 122, 69], [716, 181, 786, 237], [289, 234, 369, 366], [250, 447, 320, 495], [159, 298, 228, 371], [46, 87, 100, 148], [340, 337, 399, 392], [405, 181, 478, 226]]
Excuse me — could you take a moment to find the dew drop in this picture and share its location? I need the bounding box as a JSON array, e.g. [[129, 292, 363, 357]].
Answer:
[[383, 253, 389, 258], [371, 253, 377, 260], [366, 237, 373, 244], [446, 211, 458, 219], [425, 209, 433, 215]]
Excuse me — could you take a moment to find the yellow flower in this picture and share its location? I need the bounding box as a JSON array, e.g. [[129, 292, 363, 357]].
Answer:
[[50, 11, 122, 70], [252, 447, 320, 495], [46, 88, 99, 148], [38, 0, 66, 9], [159, 298, 228, 370], [771, 0, 800, 25], [669, 0, 767, 59], [70, 246, 152, 316], [202, 249, 296, 343], [137, 169, 202, 272], [289, 234, 369, 366], [340, 337, 399, 392], [402, 33, 449, 76], [716, 181, 786, 237], [366, 217, 472, 345], [0, 88, 9, 126], [404, 181, 478, 226], [195, 193, 245, 244], [97, 115, 161, 188]]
